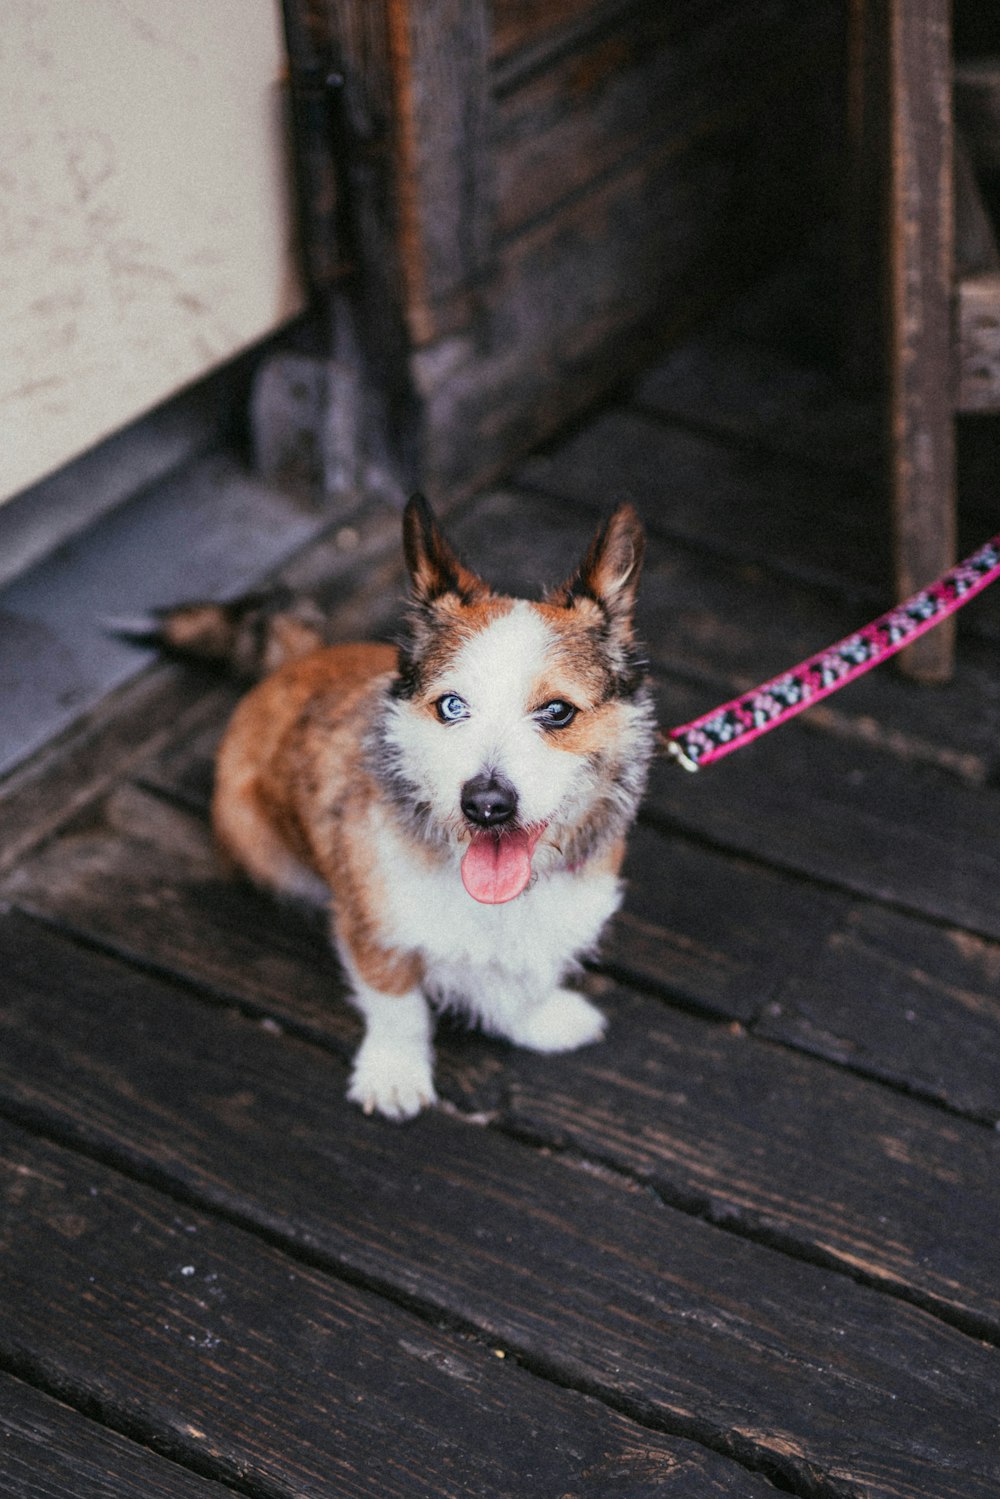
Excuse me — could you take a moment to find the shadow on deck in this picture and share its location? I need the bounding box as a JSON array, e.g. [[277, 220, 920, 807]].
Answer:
[[2, 255, 1000, 1498]]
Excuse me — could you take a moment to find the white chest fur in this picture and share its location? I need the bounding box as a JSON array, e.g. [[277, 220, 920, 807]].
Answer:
[[372, 807, 620, 1018]]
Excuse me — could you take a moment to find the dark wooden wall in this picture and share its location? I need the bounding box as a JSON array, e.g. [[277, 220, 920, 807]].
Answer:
[[279, 0, 845, 506]]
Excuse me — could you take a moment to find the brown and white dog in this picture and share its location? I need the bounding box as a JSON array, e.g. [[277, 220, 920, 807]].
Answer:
[[145, 497, 657, 1119]]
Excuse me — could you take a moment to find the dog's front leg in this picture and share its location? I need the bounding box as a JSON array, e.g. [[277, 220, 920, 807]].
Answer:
[[347, 983, 436, 1121], [337, 946, 436, 1121]]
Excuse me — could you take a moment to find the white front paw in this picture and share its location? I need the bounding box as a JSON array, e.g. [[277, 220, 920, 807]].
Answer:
[[347, 1037, 437, 1121], [511, 988, 607, 1054]]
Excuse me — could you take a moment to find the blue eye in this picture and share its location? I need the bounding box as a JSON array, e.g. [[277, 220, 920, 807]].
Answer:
[[535, 699, 577, 729], [436, 693, 470, 722]]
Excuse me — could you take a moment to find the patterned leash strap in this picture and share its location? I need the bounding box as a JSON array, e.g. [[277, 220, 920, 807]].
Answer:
[[665, 532, 1000, 772]]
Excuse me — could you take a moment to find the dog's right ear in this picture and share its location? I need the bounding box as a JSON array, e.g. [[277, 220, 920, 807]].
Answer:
[[402, 494, 488, 606]]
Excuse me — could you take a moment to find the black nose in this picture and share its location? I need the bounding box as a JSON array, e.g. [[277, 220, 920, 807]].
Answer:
[[461, 772, 518, 828]]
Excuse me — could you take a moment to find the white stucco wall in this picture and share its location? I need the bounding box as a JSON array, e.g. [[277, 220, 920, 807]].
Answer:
[[0, 1, 305, 502]]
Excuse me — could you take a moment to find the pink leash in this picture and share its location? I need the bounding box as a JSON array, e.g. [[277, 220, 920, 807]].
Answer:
[[665, 533, 1000, 772]]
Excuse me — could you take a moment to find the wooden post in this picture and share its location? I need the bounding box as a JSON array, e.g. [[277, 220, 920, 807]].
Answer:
[[886, 0, 956, 681]]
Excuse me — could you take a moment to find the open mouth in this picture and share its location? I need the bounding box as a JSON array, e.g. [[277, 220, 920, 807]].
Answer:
[[460, 823, 547, 905]]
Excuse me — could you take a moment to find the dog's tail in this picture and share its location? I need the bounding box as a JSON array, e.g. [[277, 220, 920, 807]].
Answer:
[[106, 588, 331, 680]]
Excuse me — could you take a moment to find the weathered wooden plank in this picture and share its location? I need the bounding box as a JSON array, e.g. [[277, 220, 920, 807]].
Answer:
[[3, 903, 1000, 1335], [493, 1, 839, 240], [491, 977, 1000, 1326], [417, 126, 743, 497], [621, 832, 1000, 1123], [0, 667, 233, 880], [885, 0, 957, 681], [385, 0, 494, 340], [419, 28, 839, 503], [0, 1124, 762, 1499], [0, 451, 331, 781], [634, 329, 881, 477], [2, 918, 999, 1499], [517, 408, 1000, 641], [645, 685, 1000, 942], [0, 1372, 239, 1499], [0, 784, 353, 1050], [13, 743, 1000, 1124], [609, 824, 845, 1022], [310, 0, 423, 494], [518, 408, 888, 593], [845, 0, 958, 680], [279, 0, 348, 296], [491, 0, 607, 64], [756, 901, 1000, 1121]]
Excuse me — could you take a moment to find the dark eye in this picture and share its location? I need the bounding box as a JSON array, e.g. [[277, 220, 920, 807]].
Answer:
[[535, 699, 577, 729], [436, 693, 470, 723]]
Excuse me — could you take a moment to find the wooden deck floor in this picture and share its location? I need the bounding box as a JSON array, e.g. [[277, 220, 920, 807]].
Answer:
[[2, 258, 1000, 1498]]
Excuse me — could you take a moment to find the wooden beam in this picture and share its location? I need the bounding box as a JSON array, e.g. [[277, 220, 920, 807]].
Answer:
[[385, 0, 494, 344], [886, 0, 956, 681]]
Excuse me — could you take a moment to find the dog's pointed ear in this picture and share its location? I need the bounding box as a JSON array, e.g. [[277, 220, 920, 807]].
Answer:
[[550, 503, 645, 629], [402, 494, 488, 606]]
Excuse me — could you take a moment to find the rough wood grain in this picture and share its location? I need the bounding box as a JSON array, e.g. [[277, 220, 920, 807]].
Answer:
[[2, 910, 999, 1346], [0, 1373, 238, 1499], [490, 981, 1000, 1333], [518, 408, 889, 594], [644, 685, 1000, 942], [634, 327, 881, 477], [0, 784, 353, 1051], [756, 901, 1000, 1121], [618, 832, 1000, 1126], [420, 44, 839, 503], [493, 1, 836, 240], [491, 0, 608, 63], [385, 0, 494, 342], [2, 920, 999, 1498], [0, 1124, 767, 1499], [0, 668, 232, 879], [11, 739, 1000, 1126], [886, 0, 957, 680], [283, 0, 840, 501], [610, 824, 846, 1022]]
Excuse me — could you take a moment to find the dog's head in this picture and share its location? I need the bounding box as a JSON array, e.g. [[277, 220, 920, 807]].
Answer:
[[377, 496, 656, 903]]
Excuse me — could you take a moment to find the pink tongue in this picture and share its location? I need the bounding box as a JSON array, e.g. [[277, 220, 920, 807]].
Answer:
[[461, 828, 536, 904]]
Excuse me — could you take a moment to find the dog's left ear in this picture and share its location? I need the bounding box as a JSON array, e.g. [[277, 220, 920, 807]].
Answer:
[[550, 503, 645, 630], [402, 494, 489, 606]]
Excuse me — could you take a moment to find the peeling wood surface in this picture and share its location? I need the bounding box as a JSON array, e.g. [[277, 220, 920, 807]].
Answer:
[[3, 256, 1000, 1497]]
